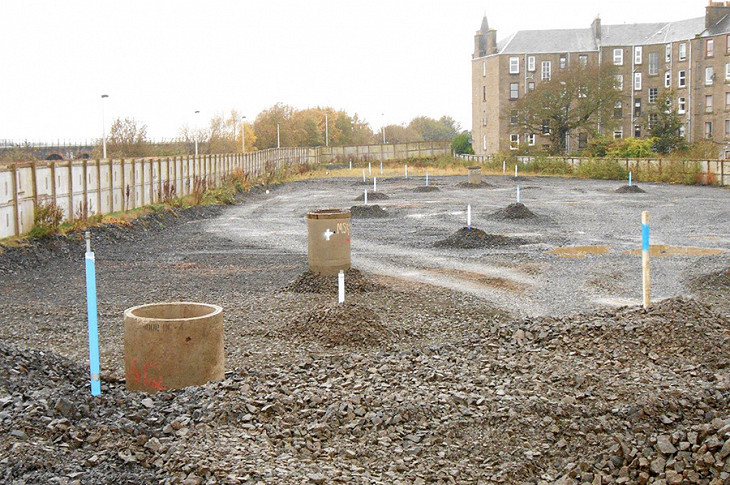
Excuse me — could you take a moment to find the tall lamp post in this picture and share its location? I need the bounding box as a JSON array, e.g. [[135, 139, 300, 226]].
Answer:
[[101, 94, 109, 159], [241, 115, 246, 153], [194, 110, 200, 156]]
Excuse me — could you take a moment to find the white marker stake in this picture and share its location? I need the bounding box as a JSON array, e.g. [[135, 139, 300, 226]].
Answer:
[[405, 164, 408, 179], [373, 177, 377, 192], [349, 160, 352, 170], [368, 162, 372, 176], [364, 189, 368, 205], [380, 161, 383, 175], [362, 169, 366, 182], [425, 172, 429, 186], [515, 165, 518, 177], [338, 270, 345, 304], [467, 204, 472, 229], [517, 185, 521, 203], [503, 161, 506, 174]]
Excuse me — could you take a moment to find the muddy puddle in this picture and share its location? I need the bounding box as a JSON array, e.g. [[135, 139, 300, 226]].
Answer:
[[547, 245, 611, 258], [427, 268, 527, 293], [623, 245, 727, 257]]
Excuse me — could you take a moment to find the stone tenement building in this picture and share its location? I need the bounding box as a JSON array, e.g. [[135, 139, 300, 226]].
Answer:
[[472, 1, 730, 156]]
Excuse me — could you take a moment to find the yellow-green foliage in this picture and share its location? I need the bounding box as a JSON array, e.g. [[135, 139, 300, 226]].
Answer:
[[576, 158, 628, 180]]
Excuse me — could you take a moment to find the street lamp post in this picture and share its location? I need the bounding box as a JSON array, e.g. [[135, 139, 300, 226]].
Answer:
[[241, 116, 246, 153], [101, 94, 109, 159], [194, 110, 200, 156]]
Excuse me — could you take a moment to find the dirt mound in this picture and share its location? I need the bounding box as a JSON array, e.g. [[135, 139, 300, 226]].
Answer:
[[455, 181, 491, 188], [288, 301, 390, 346], [434, 227, 525, 249], [615, 184, 646, 193], [281, 268, 380, 294], [354, 191, 389, 201], [491, 202, 536, 220], [413, 185, 440, 192], [350, 205, 389, 218], [691, 266, 730, 290]]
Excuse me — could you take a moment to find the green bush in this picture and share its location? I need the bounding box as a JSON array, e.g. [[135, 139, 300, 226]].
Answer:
[[451, 133, 474, 155], [606, 137, 656, 158], [522, 156, 573, 175], [28, 201, 64, 238], [576, 158, 628, 180]]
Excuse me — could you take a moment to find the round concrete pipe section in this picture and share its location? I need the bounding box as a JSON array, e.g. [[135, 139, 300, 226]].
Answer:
[[468, 166, 482, 185], [124, 302, 224, 393], [307, 209, 351, 275]]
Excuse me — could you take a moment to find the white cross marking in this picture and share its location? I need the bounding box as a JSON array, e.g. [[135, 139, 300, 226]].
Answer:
[[323, 228, 334, 241]]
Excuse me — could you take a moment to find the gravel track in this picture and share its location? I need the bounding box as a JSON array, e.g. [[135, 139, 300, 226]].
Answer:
[[0, 175, 728, 484]]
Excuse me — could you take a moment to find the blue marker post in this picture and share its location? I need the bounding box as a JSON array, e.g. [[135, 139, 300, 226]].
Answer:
[[84, 232, 101, 396], [641, 211, 651, 309], [517, 185, 521, 203], [380, 161, 383, 175], [425, 171, 429, 186], [629, 171, 633, 187]]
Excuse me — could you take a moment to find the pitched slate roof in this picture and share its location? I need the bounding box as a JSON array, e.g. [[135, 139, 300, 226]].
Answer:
[[495, 16, 710, 55]]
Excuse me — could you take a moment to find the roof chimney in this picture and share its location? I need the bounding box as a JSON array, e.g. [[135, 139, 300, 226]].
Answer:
[[592, 15, 601, 40], [706, 1, 730, 29]]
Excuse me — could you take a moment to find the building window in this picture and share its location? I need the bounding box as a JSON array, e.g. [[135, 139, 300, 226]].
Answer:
[[578, 133, 588, 149], [634, 72, 642, 91], [483, 110, 487, 126], [678, 43, 687, 61], [634, 98, 642, 117], [648, 52, 659, 75], [510, 82, 519, 99], [510, 110, 519, 124], [634, 46, 642, 64], [678, 70, 686, 88], [614, 128, 623, 139], [541, 61, 551, 80], [482, 61, 486, 77], [705, 121, 713, 138], [615, 74, 624, 90], [541, 120, 550, 134], [528, 81, 535, 92], [727, 34, 730, 54], [665, 71, 671, 88], [525, 133, 536, 146], [483, 85, 486, 101], [509, 134, 519, 149], [613, 48, 623, 65], [707, 38, 714, 57], [483, 135, 487, 151], [706, 94, 714, 113], [559, 56, 567, 69], [726, 92, 730, 109], [634, 125, 641, 137], [648, 113, 658, 129], [665, 44, 672, 63], [614, 101, 623, 118], [678, 97, 686, 114], [509, 56, 520, 74], [649, 87, 658, 103], [527, 56, 535, 71], [726, 63, 730, 81], [579, 55, 588, 66], [726, 120, 730, 136], [706, 66, 715, 85]]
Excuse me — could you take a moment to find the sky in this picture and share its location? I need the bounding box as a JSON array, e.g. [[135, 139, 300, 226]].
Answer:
[[0, 0, 707, 143]]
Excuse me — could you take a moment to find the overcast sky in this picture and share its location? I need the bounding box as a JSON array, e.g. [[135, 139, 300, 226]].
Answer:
[[0, 0, 705, 143]]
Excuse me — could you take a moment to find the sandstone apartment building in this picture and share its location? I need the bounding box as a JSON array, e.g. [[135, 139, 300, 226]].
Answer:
[[472, 1, 730, 156]]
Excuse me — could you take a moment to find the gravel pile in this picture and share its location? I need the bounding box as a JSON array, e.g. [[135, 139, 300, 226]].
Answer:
[[349, 205, 389, 218], [434, 227, 526, 249], [413, 185, 440, 192], [491, 202, 537, 220], [353, 192, 389, 201], [280, 268, 381, 294], [286, 300, 391, 346], [455, 181, 492, 188], [616, 185, 647, 193]]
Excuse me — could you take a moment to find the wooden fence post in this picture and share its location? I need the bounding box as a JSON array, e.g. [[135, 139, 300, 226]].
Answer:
[[68, 161, 74, 222], [96, 159, 102, 214], [31, 161, 38, 208], [82, 159, 88, 219], [50, 161, 57, 207], [11, 164, 20, 236], [120, 158, 126, 212]]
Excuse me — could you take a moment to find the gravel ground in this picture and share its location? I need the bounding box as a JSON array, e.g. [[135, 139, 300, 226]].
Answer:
[[0, 174, 729, 484]]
